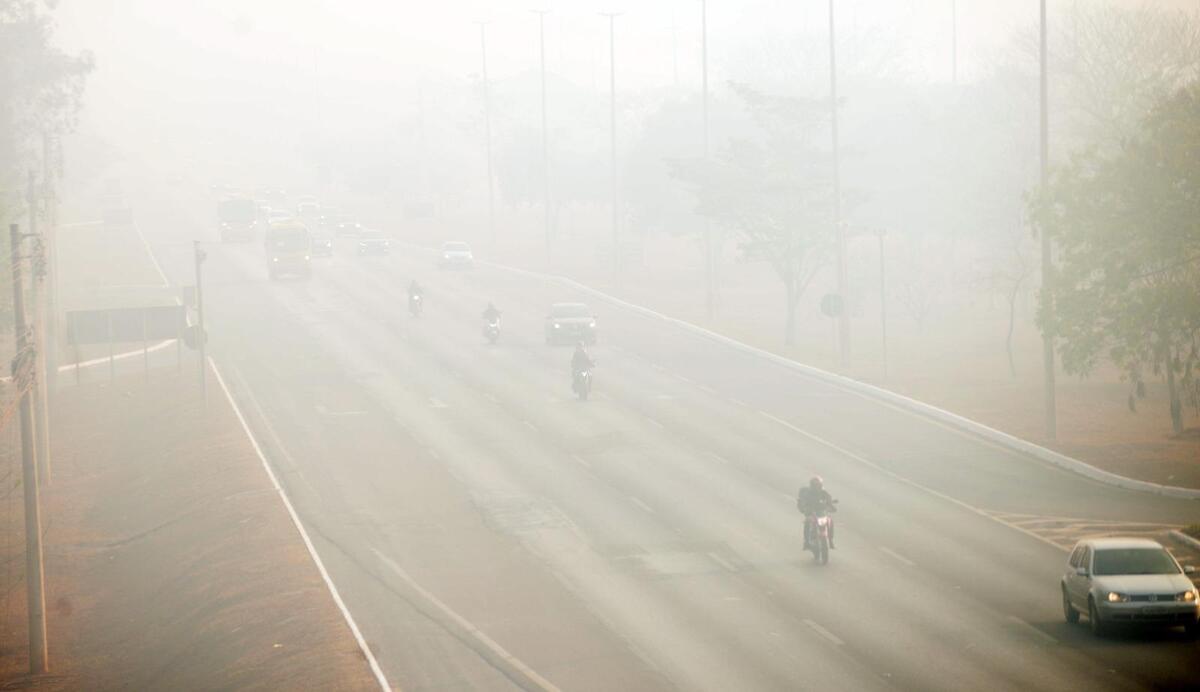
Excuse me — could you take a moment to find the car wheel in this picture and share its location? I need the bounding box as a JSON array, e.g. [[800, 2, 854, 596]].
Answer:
[[1088, 599, 1107, 636], [1062, 587, 1080, 624]]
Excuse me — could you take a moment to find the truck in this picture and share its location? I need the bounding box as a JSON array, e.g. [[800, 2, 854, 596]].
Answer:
[[264, 221, 313, 280], [217, 196, 258, 242]]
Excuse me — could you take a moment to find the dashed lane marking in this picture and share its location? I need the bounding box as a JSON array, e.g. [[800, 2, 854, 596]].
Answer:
[[630, 496, 657, 514], [879, 547, 916, 567], [1007, 616, 1058, 646], [803, 619, 845, 646]]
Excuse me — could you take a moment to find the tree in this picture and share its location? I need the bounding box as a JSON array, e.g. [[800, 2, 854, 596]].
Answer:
[[1031, 84, 1200, 435], [672, 83, 834, 346]]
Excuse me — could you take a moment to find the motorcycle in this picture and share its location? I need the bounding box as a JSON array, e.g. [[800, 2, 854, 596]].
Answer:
[[483, 317, 501, 344], [805, 501, 838, 565], [409, 293, 423, 317], [572, 367, 593, 401]]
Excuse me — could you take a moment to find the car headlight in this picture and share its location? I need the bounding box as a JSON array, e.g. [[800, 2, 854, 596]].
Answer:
[[589, 321, 596, 328], [1177, 590, 1198, 602], [553, 323, 561, 329], [272, 257, 279, 263], [1106, 592, 1129, 603], [304, 255, 310, 261]]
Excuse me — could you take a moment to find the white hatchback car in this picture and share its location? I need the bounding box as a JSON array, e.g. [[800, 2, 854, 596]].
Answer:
[[1061, 537, 1198, 636], [439, 241, 474, 269]]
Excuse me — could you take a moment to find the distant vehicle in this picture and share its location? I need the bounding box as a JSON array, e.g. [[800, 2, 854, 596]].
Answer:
[[217, 196, 257, 242], [572, 366, 592, 400], [296, 199, 319, 221], [310, 230, 334, 257], [545, 303, 597, 345], [263, 222, 312, 280], [318, 208, 347, 231], [256, 186, 287, 202], [337, 220, 364, 237], [357, 229, 389, 256], [483, 317, 500, 345], [439, 241, 474, 269], [1062, 537, 1198, 636], [267, 208, 293, 223]]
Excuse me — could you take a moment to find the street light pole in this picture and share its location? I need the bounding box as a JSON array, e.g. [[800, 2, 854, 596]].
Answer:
[[702, 0, 715, 320], [828, 0, 850, 367], [476, 21, 496, 252], [194, 241, 207, 404], [601, 12, 621, 278], [1038, 0, 1057, 441], [876, 228, 888, 379], [534, 9, 552, 266]]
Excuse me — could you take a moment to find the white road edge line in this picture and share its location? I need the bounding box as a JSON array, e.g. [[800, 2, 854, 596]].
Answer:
[[708, 552, 737, 572], [133, 222, 171, 288], [647, 418, 666, 430], [630, 496, 657, 514], [758, 411, 1070, 554], [803, 619, 845, 646], [708, 452, 730, 465], [372, 549, 562, 692], [879, 547, 916, 567], [209, 358, 391, 692], [570, 454, 592, 469], [523, 420, 539, 432], [1007, 616, 1058, 645]]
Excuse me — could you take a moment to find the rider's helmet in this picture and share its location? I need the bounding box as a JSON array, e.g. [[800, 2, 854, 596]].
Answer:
[[809, 475, 824, 490]]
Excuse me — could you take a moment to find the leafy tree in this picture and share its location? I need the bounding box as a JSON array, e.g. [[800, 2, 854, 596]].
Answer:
[[1031, 84, 1200, 435], [672, 83, 834, 346]]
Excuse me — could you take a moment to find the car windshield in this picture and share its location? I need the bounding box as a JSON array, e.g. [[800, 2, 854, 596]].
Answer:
[[361, 231, 383, 239], [1092, 548, 1179, 576], [444, 243, 469, 252], [271, 233, 309, 251], [551, 304, 590, 318]]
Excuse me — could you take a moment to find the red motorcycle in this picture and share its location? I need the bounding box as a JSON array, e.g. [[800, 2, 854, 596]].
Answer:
[[805, 501, 837, 565]]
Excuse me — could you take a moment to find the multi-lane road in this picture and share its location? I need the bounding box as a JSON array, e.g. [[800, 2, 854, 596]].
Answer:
[[144, 207, 1199, 691]]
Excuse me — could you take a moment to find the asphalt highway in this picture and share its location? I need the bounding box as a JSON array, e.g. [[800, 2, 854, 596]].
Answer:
[[146, 229, 1199, 691]]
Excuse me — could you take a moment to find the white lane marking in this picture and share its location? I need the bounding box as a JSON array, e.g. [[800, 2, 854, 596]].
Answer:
[[1007, 616, 1058, 645], [653, 394, 674, 401], [673, 373, 694, 385], [314, 404, 368, 417], [570, 454, 592, 469], [133, 222, 171, 287], [708, 452, 730, 465], [780, 492, 794, 503], [730, 398, 749, 408], [647, 418, 666, 430], [879, 547, 916, 567], [58, 220, 103, 228], [698, 385, 717, 395], [758, 411, 1069, 554], [484, 392, 500, 404], [372, 549, 562, 692], [522, 420, 539, 432], [708, 552, 737, 572], [209, 359, 391, 692], [429, 398, 450, 409], [629, 496, 657, 514], [803, 619, 845, 646], [426, 448, 441, 461]]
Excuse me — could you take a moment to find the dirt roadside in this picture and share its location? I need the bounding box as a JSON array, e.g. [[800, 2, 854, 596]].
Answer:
[[0, 369, 378, 691]]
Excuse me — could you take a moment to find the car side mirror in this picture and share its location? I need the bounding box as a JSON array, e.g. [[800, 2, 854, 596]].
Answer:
[[1075, 566, 1089, 577], [1185, 565, 1196, 575]]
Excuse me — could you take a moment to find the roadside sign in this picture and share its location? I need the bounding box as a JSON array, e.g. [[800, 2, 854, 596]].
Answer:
[[66, 305, 185, 345]]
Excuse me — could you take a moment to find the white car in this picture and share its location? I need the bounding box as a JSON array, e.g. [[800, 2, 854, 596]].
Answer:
[[439, 241, 473, 269], [1061, 537, 1198, 636]]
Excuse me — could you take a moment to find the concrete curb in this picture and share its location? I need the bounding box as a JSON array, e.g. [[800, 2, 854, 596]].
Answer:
[[461, 253, 1200, 502], [1169, 529, 1200, 552]]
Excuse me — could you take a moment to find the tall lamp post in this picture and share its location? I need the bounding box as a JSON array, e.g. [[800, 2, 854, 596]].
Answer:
[[828, 0, 850, 367], [476, 21, 496, 252], [601, 12, 621, 277], [533, 9, 552, 266], [1038, 0, 1057, 441]]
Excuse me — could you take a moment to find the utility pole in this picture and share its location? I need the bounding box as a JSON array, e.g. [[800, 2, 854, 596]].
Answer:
[[194, 241, 207, 403], [702, 0, 715, 320], [1039, 0, 1057, 441], [476, 21, 496, 253], [828, 0, 850, 367], [533, 9, 552, 266], [26, 170, 50, 485], [11, 223, 48, 674], [41, 133, 59, 392], [602, 12, 621, 277]]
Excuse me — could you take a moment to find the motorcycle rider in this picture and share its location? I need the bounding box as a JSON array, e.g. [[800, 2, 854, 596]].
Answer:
[[408, 280, 424, 313], [797, 475, 836, 550], [482, 302, 501, 322], [571, 341, 594, 377]]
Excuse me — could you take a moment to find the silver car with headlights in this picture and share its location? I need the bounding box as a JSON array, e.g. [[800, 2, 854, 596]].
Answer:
[[1061, 537, 1198, 636]]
